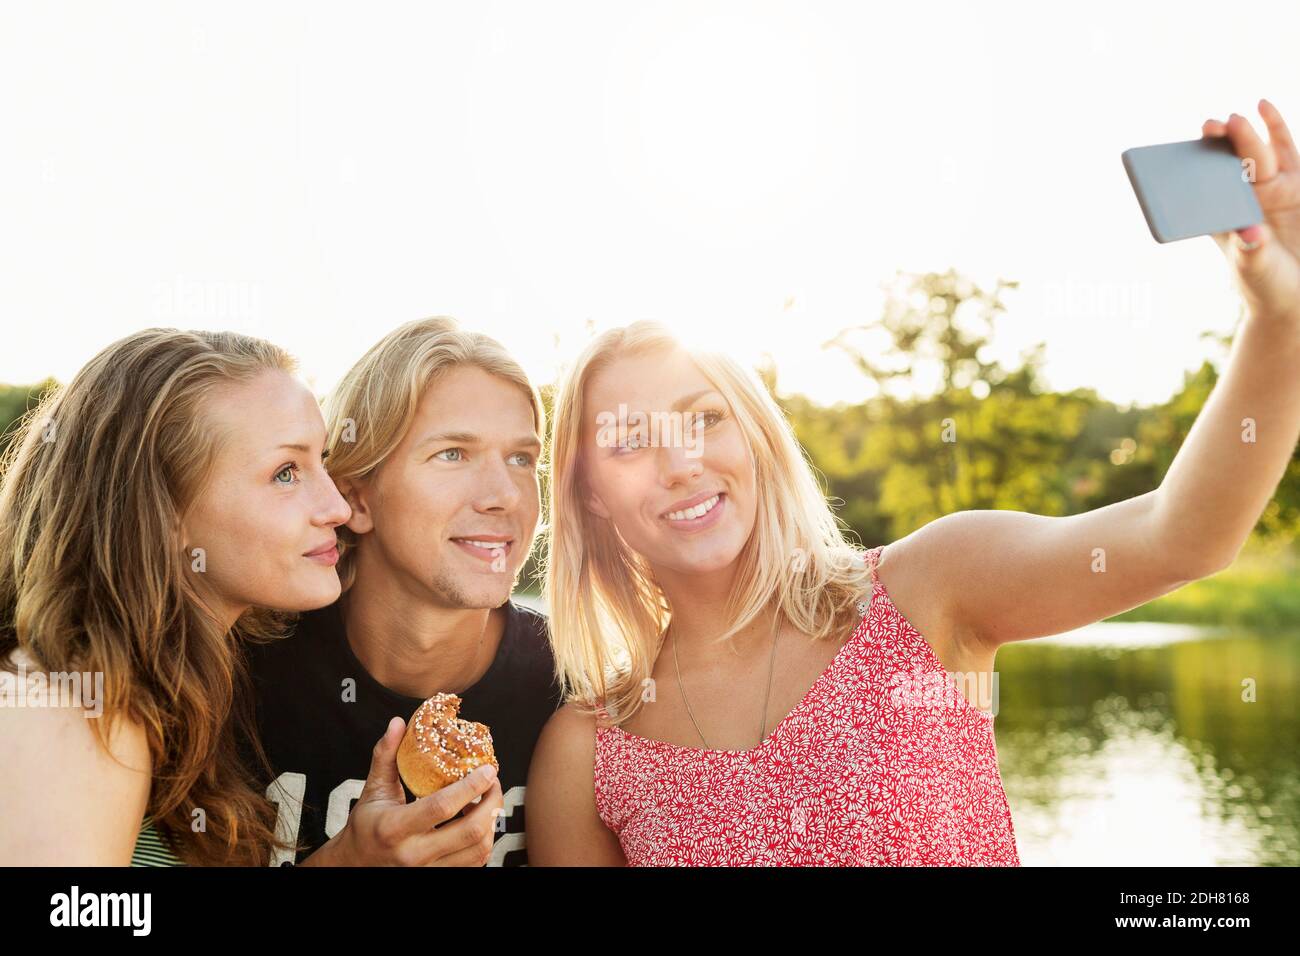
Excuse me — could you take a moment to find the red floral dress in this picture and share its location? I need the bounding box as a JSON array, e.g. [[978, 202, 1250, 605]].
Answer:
[[593, 545, 1020, 866]]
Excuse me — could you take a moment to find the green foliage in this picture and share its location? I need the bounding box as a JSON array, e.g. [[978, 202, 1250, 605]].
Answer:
[[787, 268, 1300, 551], [0, 379, 57, 456]]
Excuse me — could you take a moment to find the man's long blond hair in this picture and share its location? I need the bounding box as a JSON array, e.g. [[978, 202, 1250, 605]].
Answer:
[[322, 316, 545, 591], [544, 321, 872, 724]]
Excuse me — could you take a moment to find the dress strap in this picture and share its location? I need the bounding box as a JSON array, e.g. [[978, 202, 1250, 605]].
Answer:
[[865, 546, 883, 585], [857, 546, 885, 617]]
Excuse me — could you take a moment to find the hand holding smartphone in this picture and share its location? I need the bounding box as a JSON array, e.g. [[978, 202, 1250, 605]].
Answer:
[[1122, 135, 1263, 243], [1122, 100, 1300, 324]]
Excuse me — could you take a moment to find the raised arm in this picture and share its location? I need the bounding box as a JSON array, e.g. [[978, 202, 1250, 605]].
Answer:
[[525, 702, 627, 866], [908, 100, 1300, 650]]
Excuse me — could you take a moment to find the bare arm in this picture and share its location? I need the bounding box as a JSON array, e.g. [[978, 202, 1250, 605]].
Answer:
[[900, 102, 1300, 651], [886, 498, 1197, 649], [1160, 101, 1300, 571], [525, 702, 626, 866], [1148, 300, 1300, 574], [896, 309, 1299, 649], [0, 661, 151, 864]]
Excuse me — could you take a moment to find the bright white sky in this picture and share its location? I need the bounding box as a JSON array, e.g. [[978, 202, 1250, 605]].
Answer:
[[2, 0, 1296, 408]]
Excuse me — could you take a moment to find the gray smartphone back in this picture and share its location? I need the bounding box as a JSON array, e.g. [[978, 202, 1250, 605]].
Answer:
[[1122, 136, 1263, 243]]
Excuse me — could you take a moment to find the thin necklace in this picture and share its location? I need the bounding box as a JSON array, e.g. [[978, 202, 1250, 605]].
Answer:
[[672, 614, 781, 750]]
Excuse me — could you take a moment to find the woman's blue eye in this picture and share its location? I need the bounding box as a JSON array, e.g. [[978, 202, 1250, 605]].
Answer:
[[435, 448, 464, 462], [273, 464, 299, 485]]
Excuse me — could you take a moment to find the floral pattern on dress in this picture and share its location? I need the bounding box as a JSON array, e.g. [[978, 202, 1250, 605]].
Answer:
[[592, 545, 1020, 866]]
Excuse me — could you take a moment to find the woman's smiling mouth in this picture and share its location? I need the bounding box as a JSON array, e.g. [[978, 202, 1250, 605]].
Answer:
[[661, 492, 725, 529]]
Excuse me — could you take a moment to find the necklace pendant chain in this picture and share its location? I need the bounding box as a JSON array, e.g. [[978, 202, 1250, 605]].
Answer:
[[672, 614, 781, 750]]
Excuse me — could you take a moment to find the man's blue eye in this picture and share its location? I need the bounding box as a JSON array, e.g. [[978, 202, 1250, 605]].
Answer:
[[509, 452, 535, 466], [435, 448, 464, 462]]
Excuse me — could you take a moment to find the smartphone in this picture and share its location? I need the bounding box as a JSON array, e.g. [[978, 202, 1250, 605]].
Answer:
[[1121, 136, 1263, 243]]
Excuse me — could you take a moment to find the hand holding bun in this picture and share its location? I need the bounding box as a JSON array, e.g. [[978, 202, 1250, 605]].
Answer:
[[396, 693, 498, 798]]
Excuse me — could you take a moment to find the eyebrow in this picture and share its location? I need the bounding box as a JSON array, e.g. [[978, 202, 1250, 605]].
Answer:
[[604, 390, 722, 427], [671, 389, 721, 412], [274, 442, 325, 454], [415, 431, 543, 450]]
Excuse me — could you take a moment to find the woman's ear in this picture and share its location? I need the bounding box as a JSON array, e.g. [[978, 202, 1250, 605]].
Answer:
[[336, 477, 374, 535], [178, 517, 200, 564], [585, 487, 611, 520]]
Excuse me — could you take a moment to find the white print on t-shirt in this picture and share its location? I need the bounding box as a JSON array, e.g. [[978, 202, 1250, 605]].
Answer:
[[266, 773, 527, 866]]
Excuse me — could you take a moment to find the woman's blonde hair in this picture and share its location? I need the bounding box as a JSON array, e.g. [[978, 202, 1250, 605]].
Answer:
[[544, 321, 872, 725], [322, 316, 545, 591], [0, 328, 299, 866]]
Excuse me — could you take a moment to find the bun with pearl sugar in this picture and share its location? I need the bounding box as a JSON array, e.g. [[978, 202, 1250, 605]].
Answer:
[[396, 693, 498, 797]]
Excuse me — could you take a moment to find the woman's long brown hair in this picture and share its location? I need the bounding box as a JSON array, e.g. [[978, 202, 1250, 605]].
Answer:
[[0, 328, 300, 865]]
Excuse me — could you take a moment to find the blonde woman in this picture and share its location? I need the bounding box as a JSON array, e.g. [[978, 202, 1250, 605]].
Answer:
[[0, 329, 351, 865], [527, 101, 1300, 865]]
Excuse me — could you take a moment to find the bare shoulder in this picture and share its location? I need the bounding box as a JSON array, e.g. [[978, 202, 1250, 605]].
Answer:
[[527, 700, 625, 866], [875, 515, 988, 669], [0, 655, 152, 864], [1, 649, 150, 767], [533, 700, 600, 773]]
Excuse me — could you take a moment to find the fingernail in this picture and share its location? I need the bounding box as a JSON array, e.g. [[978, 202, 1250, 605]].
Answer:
[[478, 764, 497, 780]]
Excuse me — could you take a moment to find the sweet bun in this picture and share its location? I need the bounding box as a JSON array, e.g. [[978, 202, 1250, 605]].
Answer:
[[396, 693, 498, 797]]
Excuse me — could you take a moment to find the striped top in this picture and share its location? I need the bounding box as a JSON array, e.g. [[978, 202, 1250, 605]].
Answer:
[[592, 545, 1020, 866], [130, 816, 184, 867]]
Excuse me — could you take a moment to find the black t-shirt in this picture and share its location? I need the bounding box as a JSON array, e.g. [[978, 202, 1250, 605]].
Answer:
[[244, 599, 562, 866]]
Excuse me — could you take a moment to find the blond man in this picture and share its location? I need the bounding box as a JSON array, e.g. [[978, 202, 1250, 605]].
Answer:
[[246, 317, 558, 866]]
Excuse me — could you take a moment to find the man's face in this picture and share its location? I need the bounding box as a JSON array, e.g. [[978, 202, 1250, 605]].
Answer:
[[346, 365, 542, 609]]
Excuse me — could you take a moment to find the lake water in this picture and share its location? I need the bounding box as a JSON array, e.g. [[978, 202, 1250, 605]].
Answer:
[[993, 621, 1299, 866], [515, 593, 1299, 866]]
